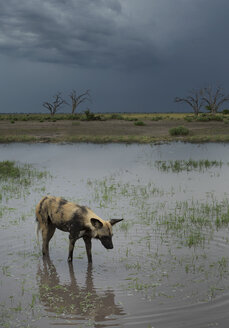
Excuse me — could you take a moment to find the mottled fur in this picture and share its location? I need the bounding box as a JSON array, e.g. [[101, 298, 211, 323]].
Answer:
[[36, 196, 123, 262]]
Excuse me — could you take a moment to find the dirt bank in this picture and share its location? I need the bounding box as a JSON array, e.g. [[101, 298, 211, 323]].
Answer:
[[0, 117, 229, 143]]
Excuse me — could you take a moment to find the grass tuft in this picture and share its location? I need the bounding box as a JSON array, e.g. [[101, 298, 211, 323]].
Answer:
[[134, 121, 146, 126], [169, 126, 189, 136]]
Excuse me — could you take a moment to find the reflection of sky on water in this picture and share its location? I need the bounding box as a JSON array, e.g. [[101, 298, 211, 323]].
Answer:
[[1, 142, 229, 327], [1, 142, 229, 202]]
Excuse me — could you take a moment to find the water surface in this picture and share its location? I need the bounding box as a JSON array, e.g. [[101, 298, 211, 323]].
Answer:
[[1, 142, 229, 327]]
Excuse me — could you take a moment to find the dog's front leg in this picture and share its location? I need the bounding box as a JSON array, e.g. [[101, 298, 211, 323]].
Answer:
[[68, 235, 77, 262], [83, 236, 92, 263]]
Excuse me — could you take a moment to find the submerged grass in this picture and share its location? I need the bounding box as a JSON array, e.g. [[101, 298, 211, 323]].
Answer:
[[0, 161, 48, 190], [0, 160, 49, 227], [155, 159, 223, 173], [158, 198, 229, 247], [87, 171, 229, 250], [0, 161, 22, 179], [85, 161, 229, 304]]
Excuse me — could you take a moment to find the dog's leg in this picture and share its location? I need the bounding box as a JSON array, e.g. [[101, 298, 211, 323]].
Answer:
[[41, 224, 56, 257], [41, 226, 49, 256], [68, 235, 77, 262], [83, 236, 92, 263]]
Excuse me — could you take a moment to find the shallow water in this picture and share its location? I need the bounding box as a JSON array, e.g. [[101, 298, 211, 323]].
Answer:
[[1, 142, 229, 327]]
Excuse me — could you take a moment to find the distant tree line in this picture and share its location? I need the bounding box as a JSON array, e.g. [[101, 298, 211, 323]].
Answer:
[[43, 89, 91, 116], [175, 85, 229, 116]]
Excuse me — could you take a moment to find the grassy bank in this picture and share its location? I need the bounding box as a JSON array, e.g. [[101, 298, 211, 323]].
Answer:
[[1, 135, 229, 144], [0, 113, 229, 143], [0, 112, 187, 121]]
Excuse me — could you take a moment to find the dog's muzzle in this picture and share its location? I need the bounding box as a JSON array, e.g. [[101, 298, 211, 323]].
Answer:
[[100, 236, 113, 249]]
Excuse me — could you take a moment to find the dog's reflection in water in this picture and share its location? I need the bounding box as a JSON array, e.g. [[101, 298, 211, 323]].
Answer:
[[37, 258, 124, 323]]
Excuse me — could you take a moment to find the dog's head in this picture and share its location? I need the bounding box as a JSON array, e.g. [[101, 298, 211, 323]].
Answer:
[[91, 218, 123, 249]]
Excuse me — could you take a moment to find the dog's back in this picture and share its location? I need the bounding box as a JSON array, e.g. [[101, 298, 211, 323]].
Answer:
[[36, 196, 102, 233]]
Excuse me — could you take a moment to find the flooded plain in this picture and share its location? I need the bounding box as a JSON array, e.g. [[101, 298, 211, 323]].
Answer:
[[1, 142, 229, 327]]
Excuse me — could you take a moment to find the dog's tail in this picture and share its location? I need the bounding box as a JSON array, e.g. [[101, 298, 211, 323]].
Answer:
[[35, 216, 41, 243]]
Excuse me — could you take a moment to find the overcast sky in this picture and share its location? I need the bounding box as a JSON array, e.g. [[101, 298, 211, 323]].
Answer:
[[1, 0, 229, 113]]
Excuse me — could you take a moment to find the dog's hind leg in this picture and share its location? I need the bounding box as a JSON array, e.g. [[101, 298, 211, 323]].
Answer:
[[41, 223, 56, 257]]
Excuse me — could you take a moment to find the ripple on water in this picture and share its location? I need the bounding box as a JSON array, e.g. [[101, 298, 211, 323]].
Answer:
[[1, 143, 229, 327]]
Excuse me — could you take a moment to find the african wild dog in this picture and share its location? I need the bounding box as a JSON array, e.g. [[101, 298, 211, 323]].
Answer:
[[36, 196, 123, 262]]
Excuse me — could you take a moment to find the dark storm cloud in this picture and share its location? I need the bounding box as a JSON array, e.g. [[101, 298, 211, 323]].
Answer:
[[1, 0, 229, 113], [1, 0, 229, 72], [0, 0, 158, 69]]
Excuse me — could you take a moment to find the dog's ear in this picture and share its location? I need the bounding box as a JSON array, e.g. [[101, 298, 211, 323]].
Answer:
[[91, 218, 103, 229], [110, 218, 123, 226]]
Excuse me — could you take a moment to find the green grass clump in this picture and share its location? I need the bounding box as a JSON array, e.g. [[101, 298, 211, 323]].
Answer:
[[169, 126, 189, 136], [186, 231, 205, 248], [215, 210, 229, 228], [0, 135, 37, 143], [80, 109, 103, 121], [0, 161, 21, 179], [0, 113, 82, 122], [198, 114, 224, 122], [109, 113, 124, 120], [0, 160, 48, 187], [184, 115, 195, 122], [151, 116, 163, 121], [184, 113, 225, 122], [0, 161, 49, 224], [134, 121, 146, 126]]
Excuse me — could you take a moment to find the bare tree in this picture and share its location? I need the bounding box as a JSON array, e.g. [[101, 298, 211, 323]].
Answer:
[[43, 92, 66, 116], [202, 85, 229, 114], [69, 89, 91, 114], [175, 89, 204, 116]]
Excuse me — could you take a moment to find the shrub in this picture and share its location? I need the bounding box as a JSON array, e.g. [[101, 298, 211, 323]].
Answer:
[[169, 126, 189, 136], [184, 115, 195, 122], [125, 117, 138, 121], [81, 109, 102, 121], [196, 114, 224, 122], [222, 109, 229, 115], [196, 115, 210, 122], [151, 116, 163, 121], [212, 115, 224, 121], [10, 116, 18, 121], [134, 121, 145, 126], [109, 113, 124, 120]]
